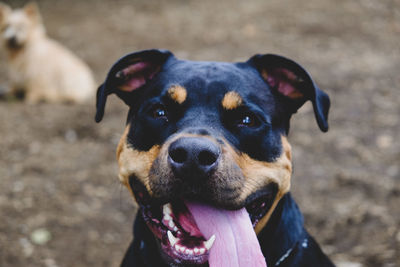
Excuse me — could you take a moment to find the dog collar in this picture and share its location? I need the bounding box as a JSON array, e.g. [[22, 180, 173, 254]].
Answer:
[[274, 238, 308, 266]]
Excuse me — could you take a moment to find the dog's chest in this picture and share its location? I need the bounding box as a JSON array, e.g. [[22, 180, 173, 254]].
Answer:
[[8, 48, 29, 84], [8, 43, 44, 85]]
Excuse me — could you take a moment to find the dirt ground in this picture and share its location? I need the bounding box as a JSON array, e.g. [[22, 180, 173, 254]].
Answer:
[[0, 0, 399, 266]]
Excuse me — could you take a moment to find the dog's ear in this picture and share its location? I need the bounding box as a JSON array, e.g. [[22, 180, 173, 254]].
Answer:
[[0, 3, 11, 23], [23, 2, 42, 24], [247, 54, 330, 132], [95, 49, 174, 122]]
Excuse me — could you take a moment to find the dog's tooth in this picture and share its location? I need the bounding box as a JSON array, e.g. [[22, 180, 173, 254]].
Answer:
[[179, 246, 185, 253], [163, 203, 173, 215], [194, 247, 199, 254], [162, 204, 174, 228], [164, 213, 171, 220], [203, 234, 216, 250], [185, 249, 193, 255], [199, 248, 206, 254], [167, 230, 178, 246], [173, 226, 178, 232]]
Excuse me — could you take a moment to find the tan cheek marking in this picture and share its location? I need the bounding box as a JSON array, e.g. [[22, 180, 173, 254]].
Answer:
[[222, 91, 243, 110], [168, 85, 187, 104], [116, 125, 160, 196], [227, 136, 292, 234], [255, 137, 292, 234]]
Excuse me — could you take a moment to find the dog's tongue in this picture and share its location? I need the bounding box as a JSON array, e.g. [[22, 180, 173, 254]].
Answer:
[[185, 201, 267, 267]]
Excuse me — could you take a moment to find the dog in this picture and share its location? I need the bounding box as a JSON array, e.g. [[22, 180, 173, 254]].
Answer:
[[95, 49, 335, 267], [0, 2, 95, 103]]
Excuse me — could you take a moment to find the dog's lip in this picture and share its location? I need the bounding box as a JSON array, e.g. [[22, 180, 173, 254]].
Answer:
[[245, 184, 278, 227]]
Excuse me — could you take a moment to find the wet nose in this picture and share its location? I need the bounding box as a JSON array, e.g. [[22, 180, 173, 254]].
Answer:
[[168, 137, 220, 180], [7, 36, 18, 48]]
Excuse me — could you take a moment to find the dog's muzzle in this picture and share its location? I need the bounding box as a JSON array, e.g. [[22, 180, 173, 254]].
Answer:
[[6, 36, 23, 49]]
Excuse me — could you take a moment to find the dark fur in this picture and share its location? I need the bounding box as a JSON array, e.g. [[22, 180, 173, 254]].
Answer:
[[96, 49, 335, 267]]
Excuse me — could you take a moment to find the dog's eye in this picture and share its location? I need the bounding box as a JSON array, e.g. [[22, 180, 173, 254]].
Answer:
[[237, 113, 258, 127], [151, 105, 168, 120]]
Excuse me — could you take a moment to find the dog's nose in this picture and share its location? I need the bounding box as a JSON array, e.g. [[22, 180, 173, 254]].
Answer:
[[7, 36, 19, 48], [168, 137, 220, 180]]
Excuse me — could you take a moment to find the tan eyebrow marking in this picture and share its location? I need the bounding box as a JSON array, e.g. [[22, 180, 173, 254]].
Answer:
[[167, 85, 187, 104], [222, 91, 243, 110]]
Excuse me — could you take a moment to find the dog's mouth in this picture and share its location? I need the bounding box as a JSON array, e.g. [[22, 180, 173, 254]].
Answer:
[[142, 201, 212, 265], [133, 179, 275, 266]]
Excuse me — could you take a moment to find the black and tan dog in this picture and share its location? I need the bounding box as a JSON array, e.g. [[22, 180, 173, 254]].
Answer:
[[95, 49, 335, 267]]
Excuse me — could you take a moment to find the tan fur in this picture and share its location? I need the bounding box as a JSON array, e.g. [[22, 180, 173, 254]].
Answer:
[[222, 91, 243, 110], [117, 125, 161, 195], [237, 136, 292, 199], [0, 3, 11, 25], [221, 136, 292, 233], [242, 137, 292, 233], [168, 85, 187, 104], [0, 2, 96, 104]]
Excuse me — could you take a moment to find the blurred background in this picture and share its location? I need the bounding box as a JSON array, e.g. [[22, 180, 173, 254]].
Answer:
[[0, 0, 399, 266]]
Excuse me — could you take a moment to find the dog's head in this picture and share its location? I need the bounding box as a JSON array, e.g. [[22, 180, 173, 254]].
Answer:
[[96, 49, 330, 266], [0, 2, 45, 50]]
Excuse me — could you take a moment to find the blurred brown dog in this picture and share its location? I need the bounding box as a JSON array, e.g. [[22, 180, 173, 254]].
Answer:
[[0, 2, 95, 103]]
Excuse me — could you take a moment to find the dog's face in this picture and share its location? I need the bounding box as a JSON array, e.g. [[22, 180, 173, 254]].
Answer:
[[0, 2, 44, 50], [96, 50, 329, 266]]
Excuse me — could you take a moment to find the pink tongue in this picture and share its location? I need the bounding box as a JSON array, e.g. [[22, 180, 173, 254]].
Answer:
[[185, 201, 267, 267]]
